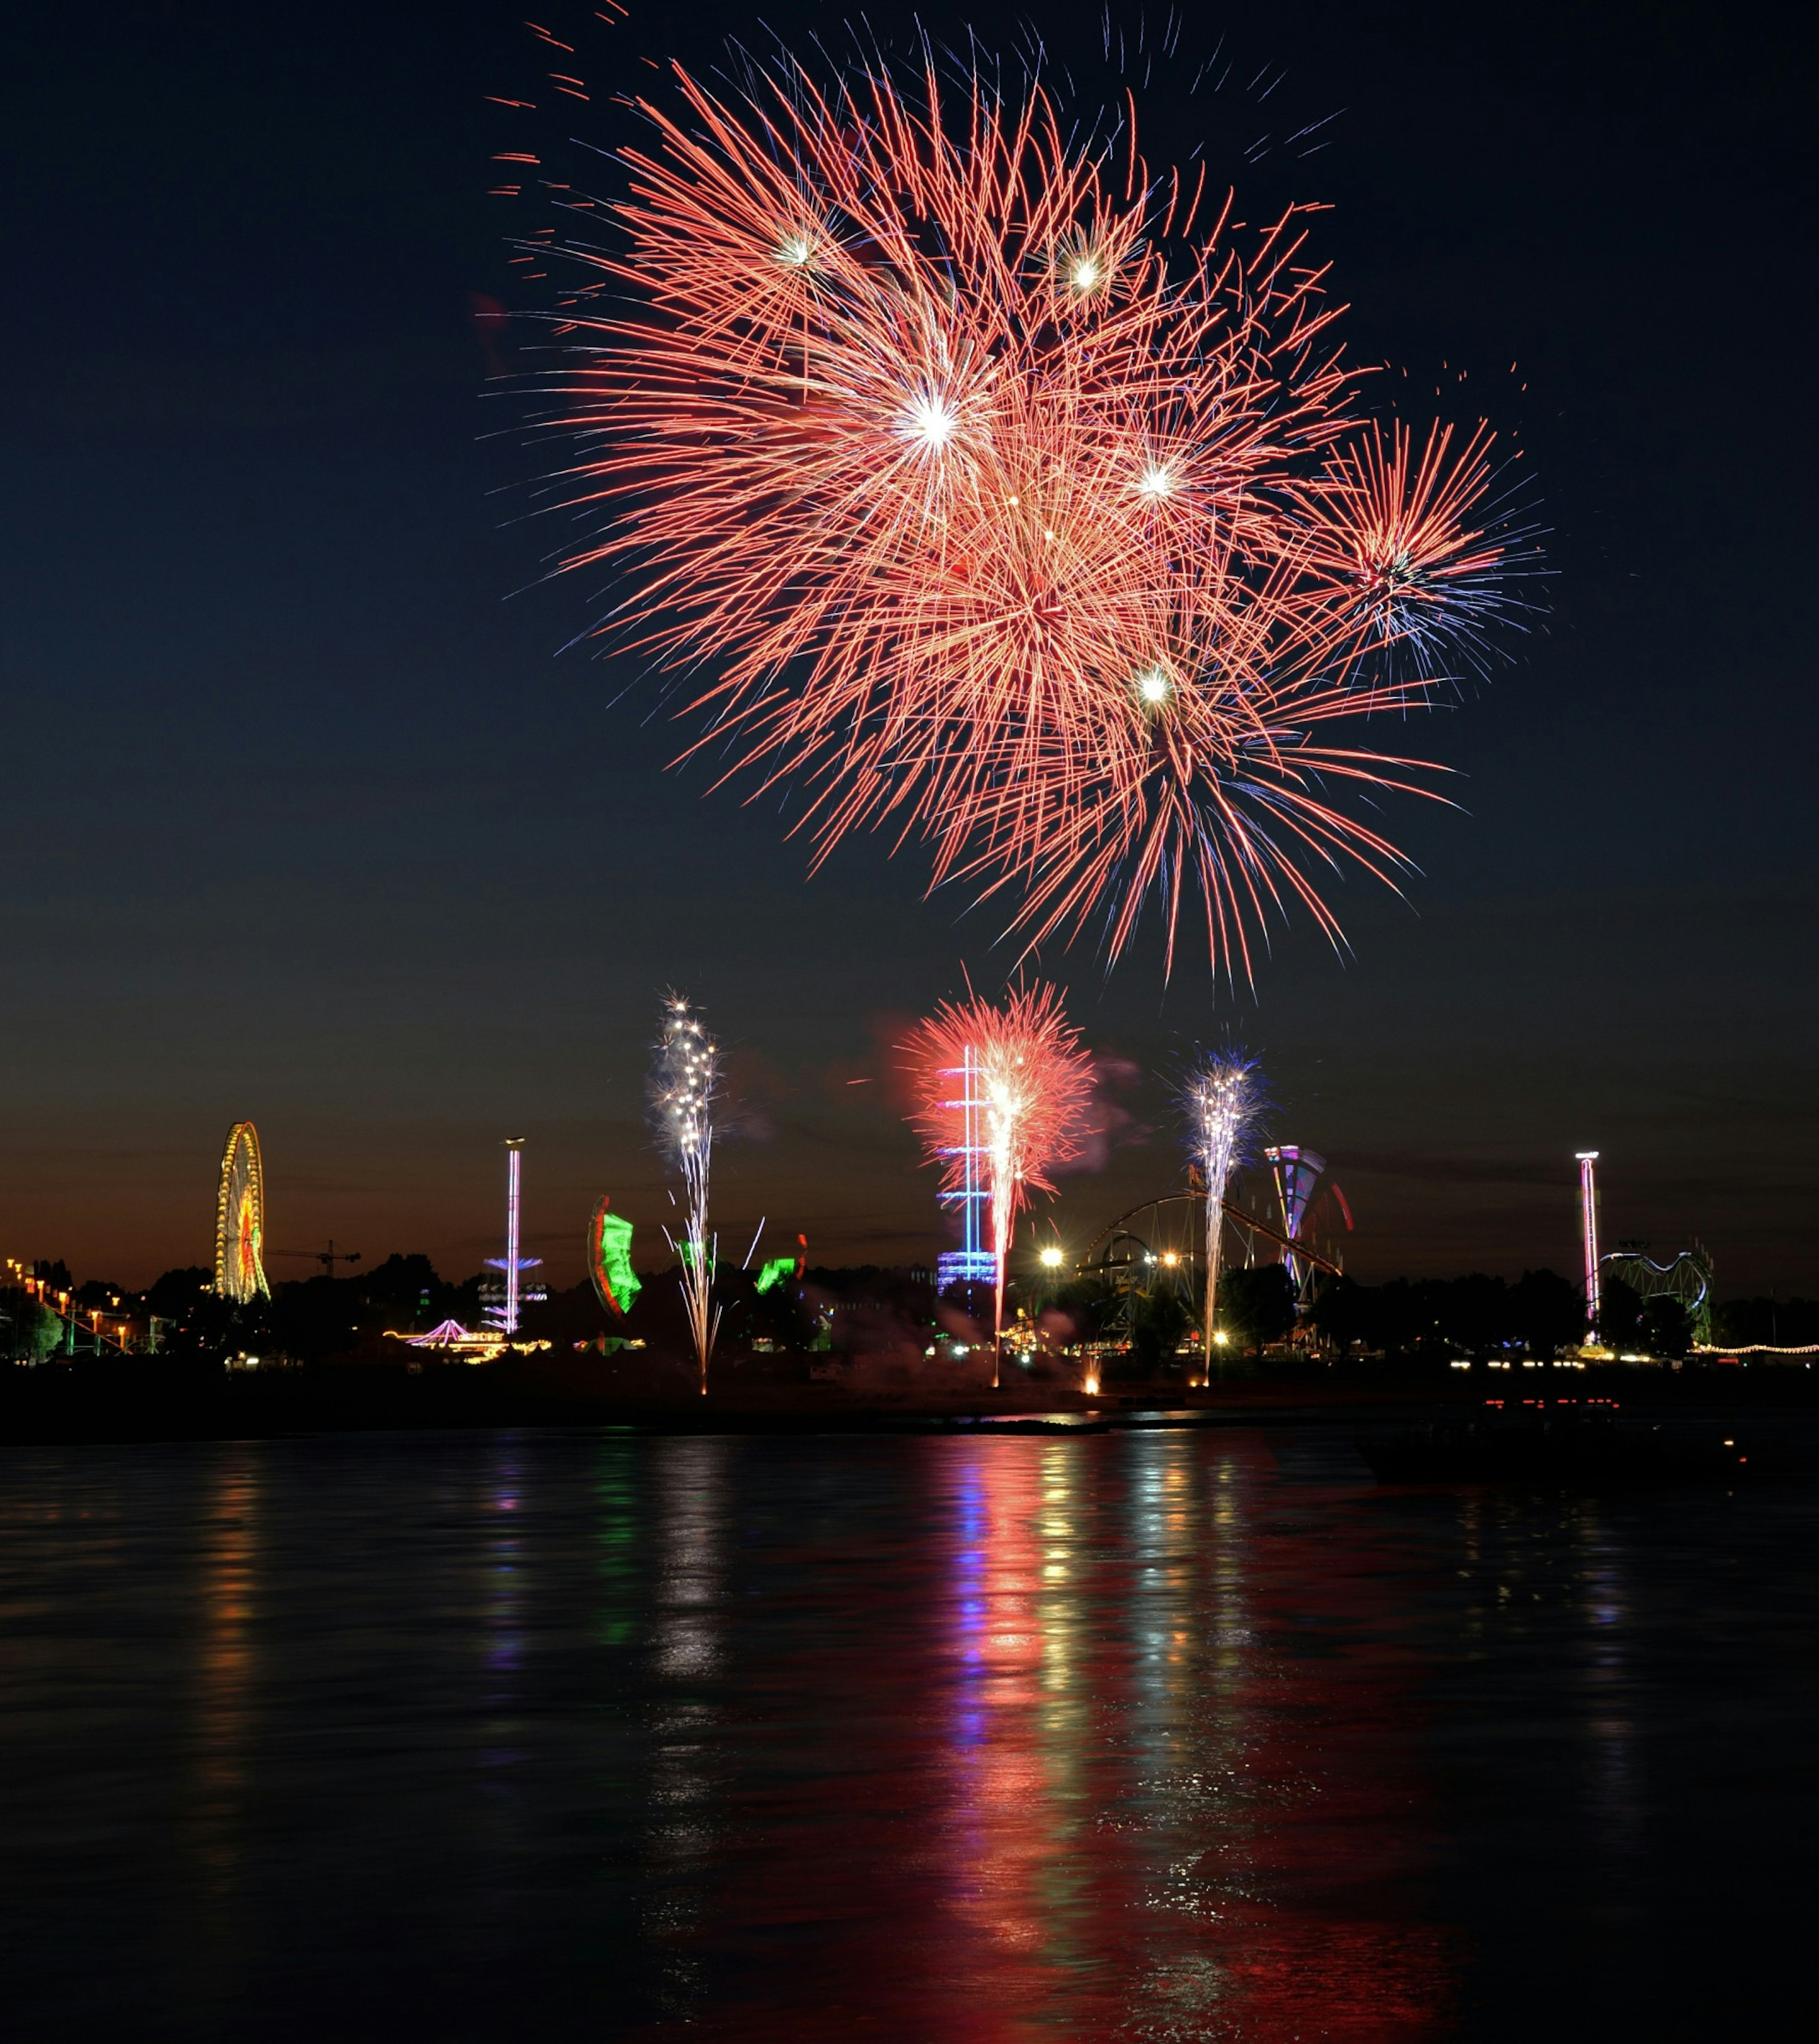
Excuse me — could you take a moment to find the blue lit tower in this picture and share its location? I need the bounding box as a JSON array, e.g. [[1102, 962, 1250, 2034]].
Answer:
[[936, 1045, 998, 1293]]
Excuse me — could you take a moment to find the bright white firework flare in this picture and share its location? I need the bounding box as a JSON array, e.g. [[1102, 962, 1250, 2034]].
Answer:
[[1182, 1048, 1268, 1384], [651, 992, 720, 1393]]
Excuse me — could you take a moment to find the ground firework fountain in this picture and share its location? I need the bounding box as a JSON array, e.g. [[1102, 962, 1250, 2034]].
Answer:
[[651, 994, 720, 1393], [1182, 1050, 1267, 1383]]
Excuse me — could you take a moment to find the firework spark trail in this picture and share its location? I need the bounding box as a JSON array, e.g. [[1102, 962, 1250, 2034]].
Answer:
[[904, 982, 1094, 1385], [518, 47, 1535, 977], [1182, 1047, 1268, 1383], [650, 992, 720, 1392]]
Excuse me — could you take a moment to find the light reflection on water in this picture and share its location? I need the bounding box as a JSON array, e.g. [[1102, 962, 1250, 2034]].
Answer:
[[0, 1428, 1814, 2040]]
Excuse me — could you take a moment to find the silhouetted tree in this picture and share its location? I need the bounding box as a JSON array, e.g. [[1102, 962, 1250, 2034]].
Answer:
[[1309, 1275, 1368, 1349], [267, 1278, 357, 1359], [1217, 1264, 1298, 1350], [1434, 1273, 1509, 1354], [351, 1254, 467, 1330], [1712, 1297, 1819, 1348], [146, 1267, 213, 1319], [1130, 1281, 1192, 1370], [1640, 1296, 1693, 1359], [1050, 1272, 1125, 1346], [1596, 1276, 1645, 1351], [0, 1291, 64, 1360], [143, 1269, 242, 1353], [1314, 1269, 1584, 1359], [1509, 1269, 1585, 1355]]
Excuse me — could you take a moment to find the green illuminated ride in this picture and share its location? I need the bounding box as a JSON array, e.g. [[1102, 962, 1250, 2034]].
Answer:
[[588, 1197, 642, 1316], [754, 1256, 797, 1295]]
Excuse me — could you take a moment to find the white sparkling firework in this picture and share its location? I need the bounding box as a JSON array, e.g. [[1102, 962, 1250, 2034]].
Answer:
[[651, 992, 720, 1390], [1182, 1049, 1267, 1383]]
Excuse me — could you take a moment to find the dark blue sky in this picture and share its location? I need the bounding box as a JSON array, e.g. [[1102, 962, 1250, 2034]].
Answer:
[[4, 0, 1814, 1291]]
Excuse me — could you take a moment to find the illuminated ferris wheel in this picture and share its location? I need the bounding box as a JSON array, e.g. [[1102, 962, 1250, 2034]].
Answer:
[[214, 1121, 270, 1304]]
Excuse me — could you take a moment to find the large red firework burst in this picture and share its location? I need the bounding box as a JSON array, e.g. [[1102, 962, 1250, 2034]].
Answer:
[[902, 981, 1094, 1381], [514, 45, 1531, 975]]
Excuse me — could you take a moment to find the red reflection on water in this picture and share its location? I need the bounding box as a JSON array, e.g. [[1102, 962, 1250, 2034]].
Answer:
[[635, 1432, 1453, 2042], [927, 1433, 1453, 2041]]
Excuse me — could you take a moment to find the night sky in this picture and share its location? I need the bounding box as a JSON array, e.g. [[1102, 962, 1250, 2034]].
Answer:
[[5, 0, 1814, 1293]]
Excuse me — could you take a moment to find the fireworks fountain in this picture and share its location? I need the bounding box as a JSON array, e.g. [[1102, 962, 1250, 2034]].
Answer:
[[651, 994, 720, 1392], [507, 40, 1535, 980], [1181, 1050, 1268, 1383], [905, 983, 1093, 1385]]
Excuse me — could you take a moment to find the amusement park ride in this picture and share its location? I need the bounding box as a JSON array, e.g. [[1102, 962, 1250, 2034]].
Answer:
[[190, 1117, 1735, 1372], [213, 1121, 270, 1304], [213, 1121, 365, 1300], [1576, 1149, 1715, 1345], [1073, 1144, 1353, 1339], [933, 1045, 998, 1293], [480, 1139, 545, 1336], [1602, 1243, 1715, 1342]]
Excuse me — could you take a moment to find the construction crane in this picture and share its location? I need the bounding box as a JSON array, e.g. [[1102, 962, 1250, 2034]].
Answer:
[[270, 1240, 363, 1277]]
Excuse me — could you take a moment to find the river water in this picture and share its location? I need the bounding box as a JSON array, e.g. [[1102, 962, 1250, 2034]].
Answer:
[[1, 1425, 1812, 2040]]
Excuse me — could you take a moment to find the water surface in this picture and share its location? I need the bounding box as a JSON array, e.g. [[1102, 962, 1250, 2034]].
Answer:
[[2, 1427, 1812, 2039]]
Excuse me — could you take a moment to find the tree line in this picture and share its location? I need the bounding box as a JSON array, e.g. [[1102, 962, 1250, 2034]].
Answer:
[[6, 1249, 1817, 1366]]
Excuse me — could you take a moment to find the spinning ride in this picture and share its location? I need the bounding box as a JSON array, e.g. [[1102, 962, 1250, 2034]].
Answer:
[[587, 1196, 643, 1317], [1263, 1147, 1353, 1309]]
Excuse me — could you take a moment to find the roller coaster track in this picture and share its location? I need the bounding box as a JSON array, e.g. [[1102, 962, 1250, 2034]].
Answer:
[[1081, 1193, 1345, 1279]]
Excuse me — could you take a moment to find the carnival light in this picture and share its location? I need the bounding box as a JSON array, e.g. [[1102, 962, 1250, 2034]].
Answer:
[[904, 983, 1094, 1384], [516, 45, 1532, 980], [652, 994, 720, 1391]]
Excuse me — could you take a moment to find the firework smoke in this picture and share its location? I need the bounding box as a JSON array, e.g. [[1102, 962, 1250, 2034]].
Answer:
[[650, 992, 720, 1391], [905, 982, 1094, 1384], [1181, 1048, 1268, 1383]]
